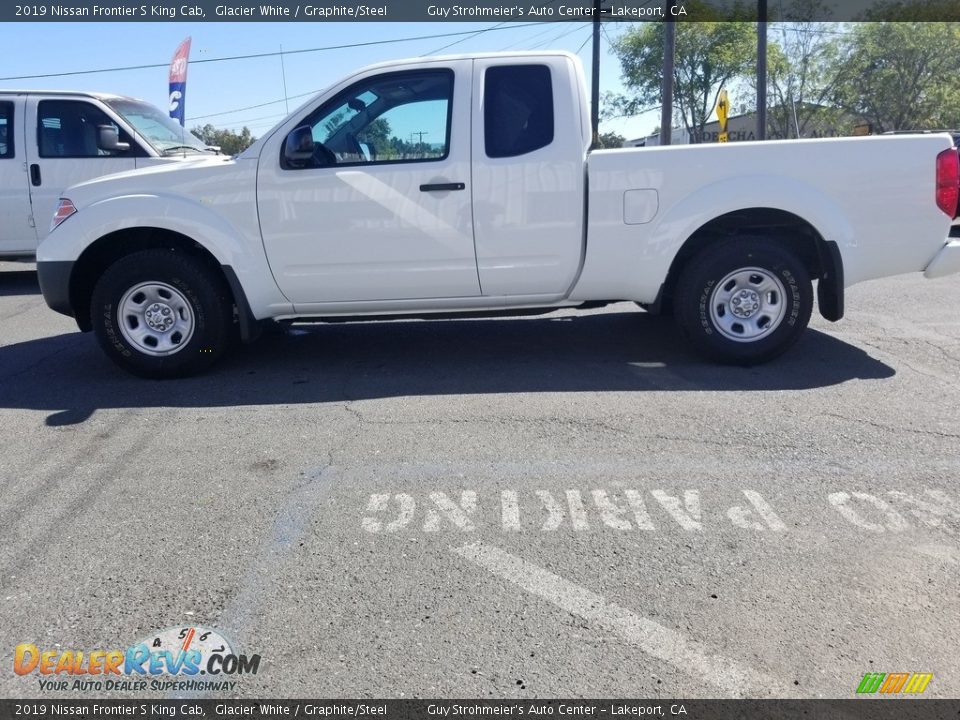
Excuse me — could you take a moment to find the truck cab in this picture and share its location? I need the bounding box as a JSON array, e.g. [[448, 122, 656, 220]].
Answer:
[[0, 90, 214, 259]]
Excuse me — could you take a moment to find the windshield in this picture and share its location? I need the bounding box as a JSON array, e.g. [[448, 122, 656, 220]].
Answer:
[[105, 99, 209, 154]]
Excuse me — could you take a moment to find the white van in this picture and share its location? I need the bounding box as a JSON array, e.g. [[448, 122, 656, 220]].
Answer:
[[0, 90, 216, 259]]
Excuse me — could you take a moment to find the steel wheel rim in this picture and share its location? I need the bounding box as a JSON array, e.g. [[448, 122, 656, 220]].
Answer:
[[118, 281, 195, 357], [709, 267, 787, 343]]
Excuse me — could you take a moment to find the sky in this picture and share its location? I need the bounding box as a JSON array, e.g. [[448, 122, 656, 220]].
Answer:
[[0, 21, 664, 142]]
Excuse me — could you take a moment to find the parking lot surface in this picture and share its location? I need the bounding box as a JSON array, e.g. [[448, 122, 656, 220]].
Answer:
[[1, 261, 958, 699]]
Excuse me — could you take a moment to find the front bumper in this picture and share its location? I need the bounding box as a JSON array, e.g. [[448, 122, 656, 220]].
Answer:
[[924, 239, 960, 279], [36, 260, 76, 318]]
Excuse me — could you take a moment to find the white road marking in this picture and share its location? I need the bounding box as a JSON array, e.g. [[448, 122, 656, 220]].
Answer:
[[453, 541, 793, 699], [536, 490, 566, 531], [828, 492, 910, 533], [424, 491, 477, 532], [566, 490, 590, 530], [651, 489, 702, 531], [915, 543, 960, 565], [887, 490, 958, 534], [501, 490, 521, 532], [727, 490, 787, 531], [360, 488, 957, 535]]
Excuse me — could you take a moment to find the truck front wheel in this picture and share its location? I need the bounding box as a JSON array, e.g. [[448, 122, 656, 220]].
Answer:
[[674, 238, 813, 364], [90, 249, 233, 378]]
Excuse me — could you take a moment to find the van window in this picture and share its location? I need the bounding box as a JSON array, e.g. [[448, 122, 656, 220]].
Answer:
[[37, 100, 134, 158], [484, 65, 554, 159], [0, 102, 13, 159]]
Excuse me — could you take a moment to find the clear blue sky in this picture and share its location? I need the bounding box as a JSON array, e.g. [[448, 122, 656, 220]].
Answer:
[[0, 22, 663, 141]]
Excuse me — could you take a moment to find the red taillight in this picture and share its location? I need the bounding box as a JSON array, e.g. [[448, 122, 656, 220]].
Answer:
[[936, 148, 959, 217]]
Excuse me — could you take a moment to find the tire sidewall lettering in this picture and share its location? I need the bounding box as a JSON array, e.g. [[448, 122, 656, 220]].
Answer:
[[699, 279, 715, 335]]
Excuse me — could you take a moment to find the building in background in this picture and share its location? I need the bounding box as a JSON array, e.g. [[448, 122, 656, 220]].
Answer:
[[627, 103, 858, 147]]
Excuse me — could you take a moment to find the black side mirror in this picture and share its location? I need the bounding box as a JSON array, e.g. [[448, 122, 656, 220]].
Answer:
[[284, 126, 315, 163], [97, 125, 130, 153]]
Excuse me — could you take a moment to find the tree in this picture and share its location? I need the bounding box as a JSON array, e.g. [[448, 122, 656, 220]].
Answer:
[[597, 131, 625, 149], [757, 6, 847, 139], [831, 22, 960, 132], [607, 6, 756, 143], [190, 124, 257, 155]]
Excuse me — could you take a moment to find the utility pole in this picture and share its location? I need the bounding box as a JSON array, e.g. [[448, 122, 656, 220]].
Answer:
[[659, 9, 675, 146], [590, 0, 601, 148], [757, 0, 768, 140], [410, 131, 428, 152]]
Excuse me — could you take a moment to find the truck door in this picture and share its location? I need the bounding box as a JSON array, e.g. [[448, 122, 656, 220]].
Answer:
[[0, 98, 36, 256], [257, 60, 479, 305], [470, 57, 587, 297], [25, 97, 137, 246]]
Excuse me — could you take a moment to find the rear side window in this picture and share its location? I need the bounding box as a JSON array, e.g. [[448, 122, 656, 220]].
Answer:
[[37, 100, 132, 158], [0, 102, 13, 159], [484, 65, 554, 158]]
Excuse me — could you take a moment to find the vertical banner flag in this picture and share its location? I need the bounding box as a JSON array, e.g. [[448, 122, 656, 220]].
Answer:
[[168, 37, 192, 127]]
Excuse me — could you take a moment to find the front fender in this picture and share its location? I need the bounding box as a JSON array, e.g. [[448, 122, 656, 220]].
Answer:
[[38, 193, 291, 319]]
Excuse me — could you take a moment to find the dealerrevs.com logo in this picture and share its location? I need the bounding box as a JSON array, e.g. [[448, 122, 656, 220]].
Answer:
[[14, 626, 261, 692], [856, 672, 933, 695]]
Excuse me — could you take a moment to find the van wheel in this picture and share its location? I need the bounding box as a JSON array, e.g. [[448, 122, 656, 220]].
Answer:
[[90, 249, 233, 378], [674, 237, 813, 364]]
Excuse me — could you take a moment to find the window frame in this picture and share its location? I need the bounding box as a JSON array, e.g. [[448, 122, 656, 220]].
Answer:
[[0, 101, 14, 159], [281, 68, 455, 171], [36, 99, 140, 159], [483, 64, 555, 160]]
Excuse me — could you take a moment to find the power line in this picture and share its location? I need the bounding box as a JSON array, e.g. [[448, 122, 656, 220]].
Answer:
[[426, 20, 510, 55], [187, 90, 320, 121], [575, 31, 594, 56], [528, 22, 592, 51], [186, 21, 579, 123], [0, 23, 545, 82]]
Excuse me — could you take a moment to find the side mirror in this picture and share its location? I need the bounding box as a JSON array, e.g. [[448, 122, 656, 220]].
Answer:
[[284, 126, 315, 163], [97, 125, 130, 153]]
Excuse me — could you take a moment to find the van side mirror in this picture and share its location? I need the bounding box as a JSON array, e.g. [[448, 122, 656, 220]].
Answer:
[[97, 125, 130, 153], [284, 126, 315, 163]]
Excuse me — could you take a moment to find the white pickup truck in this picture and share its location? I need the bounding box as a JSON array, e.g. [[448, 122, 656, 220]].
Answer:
[[37, 51, 960, 378]]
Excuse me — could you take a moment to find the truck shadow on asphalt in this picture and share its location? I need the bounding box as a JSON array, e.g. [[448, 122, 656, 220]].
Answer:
[[0, 309, 895, 427], [0, 269, 41, 297]]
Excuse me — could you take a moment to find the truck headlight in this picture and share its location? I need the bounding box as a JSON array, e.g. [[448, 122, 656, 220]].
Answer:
[[50, 198, 78, 232]]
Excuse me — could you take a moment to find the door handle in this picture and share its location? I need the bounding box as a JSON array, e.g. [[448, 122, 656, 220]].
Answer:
[[419, 182, 465, 192], [29, 164, 41, 187]]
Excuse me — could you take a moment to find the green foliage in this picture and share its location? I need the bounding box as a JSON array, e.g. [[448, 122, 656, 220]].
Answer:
[[831, 22, 960, 132], [607, 4, 756, 142], [860, 0, 960, 21], [190, 124, 257, 156], [597, 131, 626, 149], [759, 4, 848, 139]]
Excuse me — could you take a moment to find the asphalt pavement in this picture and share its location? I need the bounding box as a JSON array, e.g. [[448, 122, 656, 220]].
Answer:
[[1, 261, 958, 699]]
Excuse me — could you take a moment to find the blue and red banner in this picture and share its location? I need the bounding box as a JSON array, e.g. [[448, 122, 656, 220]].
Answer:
[[168, 36, 191, 127]]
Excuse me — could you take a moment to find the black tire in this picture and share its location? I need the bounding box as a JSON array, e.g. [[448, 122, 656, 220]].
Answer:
[[674, 237, 813, 364], [90, 249, 233, 378]]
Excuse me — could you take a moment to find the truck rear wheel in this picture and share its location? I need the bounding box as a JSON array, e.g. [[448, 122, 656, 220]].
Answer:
[[90, 249, 233, 378], [674, 237, 813, 364]]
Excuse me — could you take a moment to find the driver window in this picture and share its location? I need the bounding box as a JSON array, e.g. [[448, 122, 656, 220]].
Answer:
[[37, 100, 131, 158], [298, 69, 453, 168]]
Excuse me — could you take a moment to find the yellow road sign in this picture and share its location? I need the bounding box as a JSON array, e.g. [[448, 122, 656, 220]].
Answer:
[[716, 89, 729, 133], [718, 131, 729, 143]]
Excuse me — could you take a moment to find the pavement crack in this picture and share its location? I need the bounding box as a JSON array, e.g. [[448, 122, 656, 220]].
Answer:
[[822, 412, 960, 440]]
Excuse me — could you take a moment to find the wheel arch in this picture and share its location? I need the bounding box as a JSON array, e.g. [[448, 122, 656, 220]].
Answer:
[[655, 207, 844, 321], [68, 227, 257, 339]]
